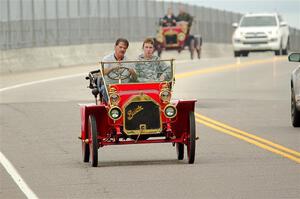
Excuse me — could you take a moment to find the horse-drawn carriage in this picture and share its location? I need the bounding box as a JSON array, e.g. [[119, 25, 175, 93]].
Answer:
[[79, 59, 197, 167], [154, 20, 202, 59]]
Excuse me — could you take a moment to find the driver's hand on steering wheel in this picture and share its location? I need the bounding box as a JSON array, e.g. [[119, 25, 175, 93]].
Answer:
[[129, 68, 137, 81], [159, 74, 166, 81]]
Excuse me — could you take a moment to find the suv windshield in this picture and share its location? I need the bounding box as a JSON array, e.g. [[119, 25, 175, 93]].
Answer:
[[101, 59, 174, 85], [240, 16, 277, 27]]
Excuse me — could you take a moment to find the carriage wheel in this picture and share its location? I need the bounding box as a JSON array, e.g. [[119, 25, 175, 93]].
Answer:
[[176, 143, 184, 160], [195, 36, 202, 59], [82, 131, 90, 162], [88, 115, 98, 167], [187, 111, 196, 164], [189, 38, 195, 60], [196, 47, 201, 59]]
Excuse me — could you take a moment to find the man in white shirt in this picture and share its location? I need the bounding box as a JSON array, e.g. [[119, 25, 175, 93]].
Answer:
[[98, 38, 137, 102]]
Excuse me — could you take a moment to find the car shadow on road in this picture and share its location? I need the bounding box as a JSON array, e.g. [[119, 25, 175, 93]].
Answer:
[[95, 159, 190, 168]]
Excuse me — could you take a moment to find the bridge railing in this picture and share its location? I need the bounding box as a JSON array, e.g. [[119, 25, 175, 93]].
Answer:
[[1, 0, 299, 51]]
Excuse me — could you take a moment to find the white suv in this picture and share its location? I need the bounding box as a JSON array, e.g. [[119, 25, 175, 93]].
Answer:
[[232, 13, 289, 57]]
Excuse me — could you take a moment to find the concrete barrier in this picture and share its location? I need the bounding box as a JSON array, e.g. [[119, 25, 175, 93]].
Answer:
[[0, 42, 233, 74]]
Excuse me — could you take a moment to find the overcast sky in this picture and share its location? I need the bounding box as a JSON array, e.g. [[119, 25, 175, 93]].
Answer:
[[159, 0, 300, 29]]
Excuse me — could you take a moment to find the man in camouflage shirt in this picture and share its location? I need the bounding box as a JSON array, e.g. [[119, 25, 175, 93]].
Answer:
[[135, 38, 171, 82]]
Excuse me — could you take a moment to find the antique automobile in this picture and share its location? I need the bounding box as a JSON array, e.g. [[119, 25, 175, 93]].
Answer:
[[155, 20, 202, 59], [288, 53, 300, 127], [79, 59, 197, 167]]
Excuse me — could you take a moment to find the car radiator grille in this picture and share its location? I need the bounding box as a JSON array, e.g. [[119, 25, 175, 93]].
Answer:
[[245, 32, 267, 39], [124, 100, 161, 135], [243, 41, 268, 44], [165, 35, 178, 45]]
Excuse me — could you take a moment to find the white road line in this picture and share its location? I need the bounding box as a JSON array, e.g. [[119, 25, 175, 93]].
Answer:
[[0, 73, 87, 198], [0, 73, 86, 92], [0, 152, 39, 199]]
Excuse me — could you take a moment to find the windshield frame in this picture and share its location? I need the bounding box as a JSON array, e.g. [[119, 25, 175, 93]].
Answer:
[[100, 59, 174, 84], [99, 59, 175, 95]]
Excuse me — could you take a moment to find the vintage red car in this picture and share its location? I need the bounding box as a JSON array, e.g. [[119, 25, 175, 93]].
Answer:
[[157, 25, 187, 49], [155, 21, 202, 59], [79, 60, 197, 167]]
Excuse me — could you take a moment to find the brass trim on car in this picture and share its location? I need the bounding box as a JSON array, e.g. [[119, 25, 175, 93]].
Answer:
[[108, 106, 122, 121], [108, 86, 120, 106], [123, 93, 162, 135], [159, 85, 171, 104], [163, 104, 177, 119], [156, 29, 164, 43], [178, 32, 186, 41]]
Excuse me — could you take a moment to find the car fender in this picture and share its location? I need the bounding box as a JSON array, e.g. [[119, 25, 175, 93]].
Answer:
[[80, 104, 109, 140], [280, 27, 289, 49], [171, 99, 197, 136], [292, 67, 300, 101]]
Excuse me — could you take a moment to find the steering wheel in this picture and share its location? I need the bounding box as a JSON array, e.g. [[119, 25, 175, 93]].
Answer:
[[107, 66, 132, 80]]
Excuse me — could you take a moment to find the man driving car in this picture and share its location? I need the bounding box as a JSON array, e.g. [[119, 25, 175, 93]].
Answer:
[[98, 38, 137, 101], [101, 38, 137, 80]]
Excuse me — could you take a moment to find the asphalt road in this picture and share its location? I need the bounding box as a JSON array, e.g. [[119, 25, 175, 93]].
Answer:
[[1, 52, 299, 199]]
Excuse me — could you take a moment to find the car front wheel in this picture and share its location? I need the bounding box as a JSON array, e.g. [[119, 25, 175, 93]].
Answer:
[[187, 112, 196, 164], [291, 89, 300, 127], [275, 41, 282, 56], [242, 51, 249, 57], [234, 51, 240, 57], [282, 37, 290, 55], [88, 115, 99, 166], [82, 132, 90, 162]]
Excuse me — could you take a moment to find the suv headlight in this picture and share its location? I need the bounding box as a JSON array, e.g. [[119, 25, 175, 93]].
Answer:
[[164, 105, 177, 118], [268, 30, 279, 36], [109, 107, 122, 120]]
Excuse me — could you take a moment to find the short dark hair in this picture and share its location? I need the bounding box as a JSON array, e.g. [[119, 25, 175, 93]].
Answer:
[[142, 38, 155, 48], [115, 38, 129, 48]]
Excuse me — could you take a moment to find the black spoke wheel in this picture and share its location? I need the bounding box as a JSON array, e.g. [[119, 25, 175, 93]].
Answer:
[[187, 111, 196, 164], [176, 143, 184, 160], [88, 115, 98, 167], [291, 89, 300, 127], [82, 130, 90, 162]]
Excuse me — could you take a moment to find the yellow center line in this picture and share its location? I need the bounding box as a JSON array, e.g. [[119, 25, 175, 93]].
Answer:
[[175, 57, 286, 79], [194, 114, 300, 164], [174, 57, 298, 162], [195, 113, 300, 157]]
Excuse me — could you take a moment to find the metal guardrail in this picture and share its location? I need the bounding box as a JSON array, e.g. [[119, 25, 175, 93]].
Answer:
[[1, 0, 299, 51]]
